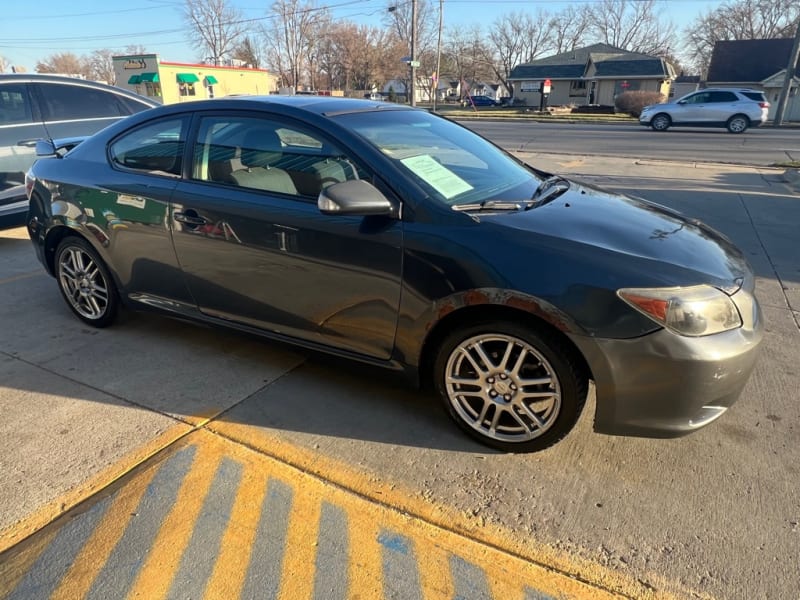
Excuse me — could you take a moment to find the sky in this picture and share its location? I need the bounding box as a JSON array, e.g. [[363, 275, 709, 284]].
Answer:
[[1, 0, 722, 72]]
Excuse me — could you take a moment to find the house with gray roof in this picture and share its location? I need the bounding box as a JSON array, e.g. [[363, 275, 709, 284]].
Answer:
[[508, 43, 675, 108], [706, 38, 800, 121]]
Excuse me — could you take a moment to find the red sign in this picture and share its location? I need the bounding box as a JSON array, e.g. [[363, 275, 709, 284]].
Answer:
[[542, 79, 552, 94]]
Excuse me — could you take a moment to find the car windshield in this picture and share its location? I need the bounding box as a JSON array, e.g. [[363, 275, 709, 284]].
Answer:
[[334, 109, 539, 207]]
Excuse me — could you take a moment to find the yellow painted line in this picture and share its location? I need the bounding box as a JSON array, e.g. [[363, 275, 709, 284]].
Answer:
[[208, 420, 680, 600], [202, 463, 268, 600], [50, 466, 160, 600], [278, 480, 322, 600], [418, 535, 455, 600], [125, 444, 219, 600], [0, 422, 192, 554], [347, 517, 383, 599]]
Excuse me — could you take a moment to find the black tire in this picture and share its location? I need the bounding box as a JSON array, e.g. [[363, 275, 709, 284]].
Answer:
[[650, 113, 671, 131], [726, 114, 749, 134], [55, 236, 119, 328], [433, 320, 587, 453]]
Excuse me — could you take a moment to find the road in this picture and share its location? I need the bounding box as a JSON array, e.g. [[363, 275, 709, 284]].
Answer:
[[1, 125, 799, 600], [462, 120, 800, 167]]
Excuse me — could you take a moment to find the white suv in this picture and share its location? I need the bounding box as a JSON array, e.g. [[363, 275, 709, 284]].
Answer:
[[639, 88, 769, 134]]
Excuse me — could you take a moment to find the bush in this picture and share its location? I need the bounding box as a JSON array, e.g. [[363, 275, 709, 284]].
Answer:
[[614, 91, 665, 117]]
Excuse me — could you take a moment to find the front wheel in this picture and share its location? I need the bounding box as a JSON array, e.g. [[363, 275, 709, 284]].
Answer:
[[650, 113, 671, 131], [55, 236, 119, 327], [433, 321, 587, 453], [727, 114, 749, 134]]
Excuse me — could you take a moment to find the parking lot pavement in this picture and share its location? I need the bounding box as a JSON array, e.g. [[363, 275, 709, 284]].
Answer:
[[1, 155, 798, 600], [1, 429, 625, 600]]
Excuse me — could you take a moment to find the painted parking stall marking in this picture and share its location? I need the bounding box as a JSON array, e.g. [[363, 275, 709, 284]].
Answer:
[[0, 430, 626, 600]]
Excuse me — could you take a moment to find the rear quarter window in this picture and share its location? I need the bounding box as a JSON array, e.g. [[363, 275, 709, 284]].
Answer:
[[742, 92, 766, 102], [0, 83, 34, 125]]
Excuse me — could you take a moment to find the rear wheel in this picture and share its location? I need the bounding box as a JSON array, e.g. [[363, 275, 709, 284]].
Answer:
[[650, 113, 671, 131], [727, 114, 749, 133], [433, 321, 586, 453], [55, 236, 119, 327]]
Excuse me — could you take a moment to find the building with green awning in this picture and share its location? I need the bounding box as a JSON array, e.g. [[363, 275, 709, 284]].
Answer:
[[113, 54, 277, 104]]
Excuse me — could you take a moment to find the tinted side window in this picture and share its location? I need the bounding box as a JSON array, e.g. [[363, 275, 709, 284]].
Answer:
[[742, 92, 766, 103], [109, 117, 187, 176], [709, 91, 738, 103], [0, 83, 34, 125], [683, 92, 709, 104], [192, 115, 366, 197], [37, 83, 125, 121], [118, 95, 155, 115]]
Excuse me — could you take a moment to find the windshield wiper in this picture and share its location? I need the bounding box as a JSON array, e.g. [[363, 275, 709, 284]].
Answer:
[[451, 200, 523, 212], [525, 175, 570, 208]]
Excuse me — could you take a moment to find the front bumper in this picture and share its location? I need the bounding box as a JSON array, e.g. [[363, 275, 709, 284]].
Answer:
[[570, 288, 763, 438]]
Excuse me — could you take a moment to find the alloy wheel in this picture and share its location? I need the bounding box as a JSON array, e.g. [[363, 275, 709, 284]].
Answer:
[[58, 245, 110, 321], [444, 334, 562, 443]]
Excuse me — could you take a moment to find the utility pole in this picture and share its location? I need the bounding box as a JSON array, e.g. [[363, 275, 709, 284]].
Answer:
[[410, 0, 418, 106], [774, 18, 800, 126], [433, 0, 443, 112]]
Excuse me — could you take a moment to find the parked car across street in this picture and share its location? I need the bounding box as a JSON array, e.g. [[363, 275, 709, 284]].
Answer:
[[0, 73, 158, 228], [639, 88, 769, 133], [26, 96, 763, 452]]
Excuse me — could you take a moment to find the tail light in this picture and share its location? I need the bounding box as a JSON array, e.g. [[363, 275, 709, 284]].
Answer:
[[759, 102, 770, 108]]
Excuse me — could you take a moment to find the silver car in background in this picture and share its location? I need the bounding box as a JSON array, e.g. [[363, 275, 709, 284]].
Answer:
[[640, 88, 770, 133], [0, 73, 157, 228]]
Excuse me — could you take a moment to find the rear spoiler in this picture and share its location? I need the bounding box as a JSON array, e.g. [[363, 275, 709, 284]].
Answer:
[[35, 136, 89, 158]]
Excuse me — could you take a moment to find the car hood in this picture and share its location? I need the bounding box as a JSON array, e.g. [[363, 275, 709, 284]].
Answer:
[[480, 180, 749, 288]]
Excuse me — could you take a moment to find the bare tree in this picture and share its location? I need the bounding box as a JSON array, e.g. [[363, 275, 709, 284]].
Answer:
[[443, 26, 494, 99], [487, 11, 553, 95], [685, 0, 800, 75], [588, 0, 675, 55], [35, 53, 91, 77], [262, 0, 330, 89], [124, 45, 149, 56], [183, 0, 247, 65], [88, 49, 117, 84], [232, 36, 262, 68], [549, 5, 592, 55]]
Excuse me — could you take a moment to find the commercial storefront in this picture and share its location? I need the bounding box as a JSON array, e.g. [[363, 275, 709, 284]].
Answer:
[[113, 54, 277, 104]]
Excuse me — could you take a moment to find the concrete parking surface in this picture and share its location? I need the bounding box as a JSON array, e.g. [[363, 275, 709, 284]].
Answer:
[[0, 153, 798, 600]]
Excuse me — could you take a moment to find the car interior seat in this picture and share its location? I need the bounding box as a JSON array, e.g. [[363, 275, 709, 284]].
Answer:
[[229, 128, 297, 195]]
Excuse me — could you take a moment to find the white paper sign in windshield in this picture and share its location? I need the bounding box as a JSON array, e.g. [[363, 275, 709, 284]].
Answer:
[[400, 154, 473, 200]]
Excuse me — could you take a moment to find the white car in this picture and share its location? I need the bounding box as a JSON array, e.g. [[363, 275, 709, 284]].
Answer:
[[639, 88, 769, 134]]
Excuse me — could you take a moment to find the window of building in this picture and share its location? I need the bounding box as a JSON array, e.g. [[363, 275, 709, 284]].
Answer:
[[144, 82, 162, 98], [109, 117, 188, 176], [179, 83, 196, 97]]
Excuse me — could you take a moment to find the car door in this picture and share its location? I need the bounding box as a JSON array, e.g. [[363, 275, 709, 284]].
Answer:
[[169, 112, 403, 360], [675, 91, 711, 123], [0, 81, 47, 216], [707, 90, 739, 123]]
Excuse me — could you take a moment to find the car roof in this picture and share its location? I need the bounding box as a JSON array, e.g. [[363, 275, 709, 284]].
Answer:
[[0, 73, 159, 105], [149, 95, 413, 117]]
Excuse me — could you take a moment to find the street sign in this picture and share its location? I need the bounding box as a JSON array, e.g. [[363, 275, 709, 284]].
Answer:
[[409, 61, 420, 68], [542, 78, 552, 94]]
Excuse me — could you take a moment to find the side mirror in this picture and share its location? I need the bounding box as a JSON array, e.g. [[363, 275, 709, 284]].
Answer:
[[35, 139, 57, 157], [677, 100, 687, 105], [318, 180, 397, 218]]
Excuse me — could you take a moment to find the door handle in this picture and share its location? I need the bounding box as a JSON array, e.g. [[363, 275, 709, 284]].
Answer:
[[173, 211, 209, 226]]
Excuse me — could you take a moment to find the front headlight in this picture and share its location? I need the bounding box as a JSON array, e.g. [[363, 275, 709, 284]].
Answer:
[[617, 285, 742, 337]]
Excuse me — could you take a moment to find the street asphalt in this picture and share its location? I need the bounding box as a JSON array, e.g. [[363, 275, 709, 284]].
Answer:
[[0, 152, 798, 600]]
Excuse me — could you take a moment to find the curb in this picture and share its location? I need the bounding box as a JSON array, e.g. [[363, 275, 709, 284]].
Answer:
[[783, 168, 800, 191]]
